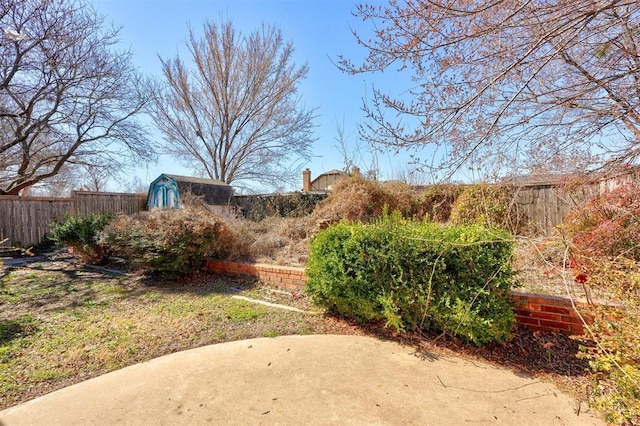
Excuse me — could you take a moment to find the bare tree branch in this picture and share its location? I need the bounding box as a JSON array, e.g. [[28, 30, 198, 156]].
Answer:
[[340, 0, 640, 178], [0, 0, 153, 195], [150, 20, 317, 192]]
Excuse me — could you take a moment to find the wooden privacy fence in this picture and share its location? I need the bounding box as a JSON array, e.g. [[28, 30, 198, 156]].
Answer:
[[73, 191, 146, 216], [512, 169, 638, 234], [0, 191, 146, 248], [512, 182, 597, 235]]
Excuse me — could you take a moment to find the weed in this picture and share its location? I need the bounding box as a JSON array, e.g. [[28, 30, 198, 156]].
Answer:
[[224, 301, 267, 322], [29, 368, 71, 382]]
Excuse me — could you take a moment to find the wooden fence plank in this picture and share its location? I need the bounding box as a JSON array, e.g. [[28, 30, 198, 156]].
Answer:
[[72, 191, 146, 216], [0, 197, 73, 248], [0, 192, 146, 248]]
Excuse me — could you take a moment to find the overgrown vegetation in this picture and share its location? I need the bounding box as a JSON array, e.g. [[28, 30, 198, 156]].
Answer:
[[310, 178, 526, 234], [566, 184, 640, 425], [311, 177, 405, 223], [306, 214, 516, 346], [100, 205, 250, 277], [449, 184, 526, 235], [49, 213, 114, 263], [237, 192, 327, 221], [414, 184, 463, 222], [224, 216, 315, 266], [568, 184, 640, 262]]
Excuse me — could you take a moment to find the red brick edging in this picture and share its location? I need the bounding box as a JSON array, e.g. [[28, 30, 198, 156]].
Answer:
[[205, 259, 594, 335], [205, 259, 308, 290], [510, 292, 592, 335]]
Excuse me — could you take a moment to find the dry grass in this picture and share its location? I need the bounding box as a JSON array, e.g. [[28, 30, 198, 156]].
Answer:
[[0, 257, 362, 410]]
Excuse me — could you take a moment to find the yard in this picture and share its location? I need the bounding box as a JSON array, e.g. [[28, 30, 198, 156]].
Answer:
[[2, 180, 637, 423], [0, 254, 362, 410], [1, 252, 591, 412]]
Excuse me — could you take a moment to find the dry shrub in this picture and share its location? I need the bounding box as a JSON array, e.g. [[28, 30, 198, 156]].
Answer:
[[380, 181, 418, 217], [250, 236, 289, 257], [564, 185, 640, 424], [223, 215, 314, 266], [449, 184, 526, 234], [576, 259, 640, 425], [237, 192, 327, 221], [567, 183, 640, 262], [312, 177, 408, 223], [414, 184, 462, 222], [101, 205, 250, 277]]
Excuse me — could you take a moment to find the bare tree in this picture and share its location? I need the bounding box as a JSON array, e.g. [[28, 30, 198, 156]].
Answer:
[[393, 166, 434, 186], [0, 0, 153, 196], [79, 164, 112, 192], [333, 115, 380, 179], [24, 164, 80, 197], [150, 21, 316, 191], [120, 175, 148, 194], [340, 0, 640, 178]]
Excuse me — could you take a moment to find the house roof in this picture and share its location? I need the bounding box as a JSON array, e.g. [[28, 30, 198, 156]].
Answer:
[[310, 169, 349, 187], [320, 169, 347, 176]]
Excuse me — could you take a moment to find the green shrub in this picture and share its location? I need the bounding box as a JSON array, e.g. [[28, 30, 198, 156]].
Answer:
[[100, 206, 245, 277], [49, 212, 115, 263], [306, 215, 516, 345], [449, 184, 525, 234]]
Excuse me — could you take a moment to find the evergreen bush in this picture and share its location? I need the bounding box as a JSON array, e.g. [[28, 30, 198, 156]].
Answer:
[[49, 212, 114, 263], [306, 215, 516, 345]]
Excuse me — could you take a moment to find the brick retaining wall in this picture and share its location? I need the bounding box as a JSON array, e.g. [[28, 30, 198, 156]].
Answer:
[[205, 259, 594, 335], [510, 292, 592, 335], [205, 260, 308, 290]]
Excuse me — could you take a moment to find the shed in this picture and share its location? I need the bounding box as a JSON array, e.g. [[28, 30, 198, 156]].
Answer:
[[146, 174, 236, 214]]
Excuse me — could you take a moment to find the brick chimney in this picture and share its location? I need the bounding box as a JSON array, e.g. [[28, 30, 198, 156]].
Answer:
[[302, 168, 311, 192]]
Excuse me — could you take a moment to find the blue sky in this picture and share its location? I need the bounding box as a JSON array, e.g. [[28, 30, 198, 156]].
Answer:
[[91, 0, 429, 192]]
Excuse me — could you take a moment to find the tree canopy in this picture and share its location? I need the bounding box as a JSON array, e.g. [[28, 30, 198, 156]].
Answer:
[[0, 0, 152, 195], [150, 21, 316, 192], [340, 0, 640, 178]]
